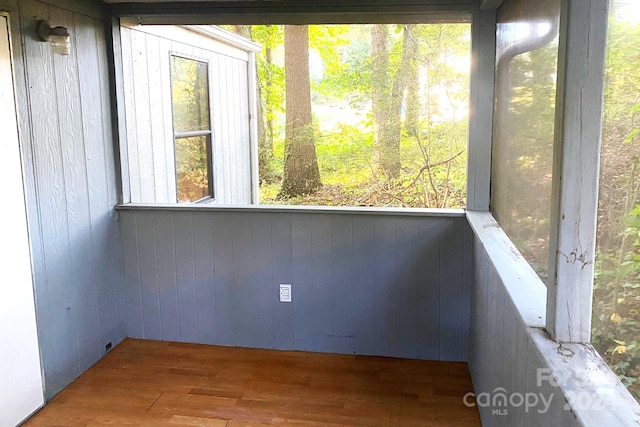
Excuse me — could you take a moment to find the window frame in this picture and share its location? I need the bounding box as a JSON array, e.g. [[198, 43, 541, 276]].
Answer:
[[169, 51, 215, 203], [112, 8, 478, 210]]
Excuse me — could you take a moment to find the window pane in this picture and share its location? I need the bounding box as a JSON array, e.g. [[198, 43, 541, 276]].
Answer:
[[490, 0, 560, 282], [123, 22, 470, 207], [593, 0, 640, 403], [247, 23, 470, 208], [175, 135, 210, 202], [171, 55, 210, 133]]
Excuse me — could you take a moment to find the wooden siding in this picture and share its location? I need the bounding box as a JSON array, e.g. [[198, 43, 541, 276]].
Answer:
[[118, 208, 472, 361], [468, 213, 578, 425], [13, 0, 125, 400], [120, 24, 253, 204], [467, 212, 640, 426]]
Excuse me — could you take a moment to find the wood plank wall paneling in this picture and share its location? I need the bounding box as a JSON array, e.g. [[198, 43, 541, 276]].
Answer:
[[469, 236, 580, 426], [417, 219, 441, 359], [119, 209, 472, 362], [192, 212, 216, 344], [120, 25, 253, 205], [15, 0, 125, 400]]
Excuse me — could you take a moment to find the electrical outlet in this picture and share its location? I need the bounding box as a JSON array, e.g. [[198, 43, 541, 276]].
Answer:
[[279, 284, 292, 303]]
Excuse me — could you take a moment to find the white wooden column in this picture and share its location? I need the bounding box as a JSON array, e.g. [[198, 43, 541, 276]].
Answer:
[[546, 0, 609, 343], [467, 7, 496, 211], [0, 13, 44, 425]]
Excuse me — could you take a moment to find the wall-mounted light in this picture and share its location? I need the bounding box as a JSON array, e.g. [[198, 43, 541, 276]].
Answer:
[[37, 20, 71, 56]]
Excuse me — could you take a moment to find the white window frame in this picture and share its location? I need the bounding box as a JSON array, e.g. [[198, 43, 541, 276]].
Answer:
[[169, 52, 215, 203]]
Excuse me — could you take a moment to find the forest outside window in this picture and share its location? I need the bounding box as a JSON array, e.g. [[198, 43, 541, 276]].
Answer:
[[251, 23, 470, 209], [171, 54, 213, 203], [592, 0, 640, 404], [118, 22, 470, 208]]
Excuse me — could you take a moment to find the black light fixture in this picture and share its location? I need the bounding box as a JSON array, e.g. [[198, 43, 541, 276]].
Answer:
[[37, 20, 71, 56]]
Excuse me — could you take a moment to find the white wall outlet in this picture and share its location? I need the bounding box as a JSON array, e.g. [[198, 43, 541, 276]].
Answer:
[[279, 284, 292, 303]]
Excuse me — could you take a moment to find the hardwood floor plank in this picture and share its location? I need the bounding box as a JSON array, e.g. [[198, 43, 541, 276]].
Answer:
[[167, 415, 229, 426], [24, 339, 480, 426]]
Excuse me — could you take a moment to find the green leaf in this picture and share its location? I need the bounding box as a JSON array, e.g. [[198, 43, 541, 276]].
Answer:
[[629, 204, 640, 217], [623, 128, 639, 144]]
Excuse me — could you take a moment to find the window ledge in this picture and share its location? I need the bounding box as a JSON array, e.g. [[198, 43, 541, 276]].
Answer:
[[116, 203, 466, 217], [466, 210, 547, 328], [531, 328, 640, 425], [467, 211, 640, 425]]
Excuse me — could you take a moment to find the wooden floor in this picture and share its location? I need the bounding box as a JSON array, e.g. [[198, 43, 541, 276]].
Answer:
[[24, 339, 481, 426]]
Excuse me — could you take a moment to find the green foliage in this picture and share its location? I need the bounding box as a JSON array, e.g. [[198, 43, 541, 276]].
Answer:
[[624, 127, 639, 145], [309, 25, 350, 79], [592, 0, 640, 402], [255, 23, 470, 208], [175, 136, 209, 202], [314, 25, 372, 105], [171, 56, 210, 132], [252, 25, 286, 147], [593, 197, 640, 401]]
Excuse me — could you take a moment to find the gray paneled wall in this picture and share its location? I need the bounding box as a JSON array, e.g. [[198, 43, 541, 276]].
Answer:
[[119, 208, 472, 361], [13, 0, 125, 399], [468, 221, 579, 426]]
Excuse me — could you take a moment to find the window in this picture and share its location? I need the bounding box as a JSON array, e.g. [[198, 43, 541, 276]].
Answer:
[[118, 21, 469, 209], [170, 54, 213, 203], [490, 0, 560, 282], [252, 23, 470, 209], [592, 0, 640, 403]]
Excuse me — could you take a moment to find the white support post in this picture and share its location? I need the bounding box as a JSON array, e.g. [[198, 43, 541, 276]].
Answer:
[[467, 7, 496, 211], [546, 0, 609, 343]]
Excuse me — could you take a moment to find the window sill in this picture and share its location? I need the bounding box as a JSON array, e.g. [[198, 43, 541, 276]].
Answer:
[[466, 211, 640, 425], [466, 211, 547, 328], [116, 203, 466, 218]]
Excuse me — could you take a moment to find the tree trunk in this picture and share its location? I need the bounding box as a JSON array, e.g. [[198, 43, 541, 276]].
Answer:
[[264, 39, 274, 154], [371, 24, 394, 177], [405, 36, 420, 134], [256, 81, 268, 153], [233, 25, 251, 39], [281, 25, 321, 197], [233, 25, 268, 154], [388, 25, 417, 173], [371, 25, 418, 179]]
